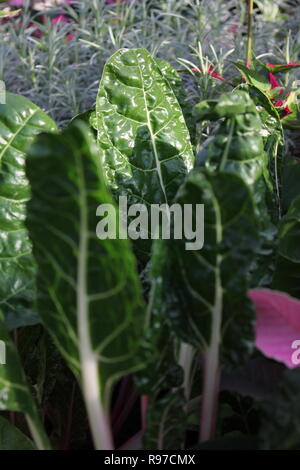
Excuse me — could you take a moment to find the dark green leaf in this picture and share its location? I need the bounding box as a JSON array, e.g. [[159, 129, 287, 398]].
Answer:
[[272, 195, 300, 298], [0, 93, 57, 330], [0, 416, 36, 450], [282, 156, 300, 212], [161, 168, 259, 365], [0, 311, 50, 449], [260, 368, 300, 450], [193, 434, 258, 450], [195, 90, 277, 286], [143, 390, 186, 450]]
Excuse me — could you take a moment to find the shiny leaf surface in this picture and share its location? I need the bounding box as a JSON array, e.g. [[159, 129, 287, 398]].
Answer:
[[95, 48, 194, 259], [0, 93, 57, 330]]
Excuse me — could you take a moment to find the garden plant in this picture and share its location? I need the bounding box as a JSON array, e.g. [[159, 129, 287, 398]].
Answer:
[[1, 0, 300, 452]]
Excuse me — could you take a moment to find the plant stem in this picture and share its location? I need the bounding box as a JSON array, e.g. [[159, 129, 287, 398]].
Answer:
[[77, 156, 114, 451], [62, 382, 76, 450], [200, 209, 223, 441], [178, 342, 195, 401], [26, 413, 52, 450], [141, 395, 149, 430], [200, 349, 221, 442], [246, 0, 254, 67]]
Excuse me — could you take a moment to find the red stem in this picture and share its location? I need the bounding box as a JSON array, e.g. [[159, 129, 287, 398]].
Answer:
[[141, 395, 149, 430]]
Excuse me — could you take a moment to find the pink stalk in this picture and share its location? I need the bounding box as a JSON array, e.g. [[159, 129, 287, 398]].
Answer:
[[141, 395, 149, 430]]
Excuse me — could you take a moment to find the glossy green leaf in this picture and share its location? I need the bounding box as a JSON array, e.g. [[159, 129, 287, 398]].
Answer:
[[0, 93, 57, 330], [195, 90, 276, 286], [95, 48, 194, 259], [26, 121, 145, 449], [156, 58, 196, 146], [247, 85, 284, 222], [0, 416, 36, 450], [0, 311, 50, 449]]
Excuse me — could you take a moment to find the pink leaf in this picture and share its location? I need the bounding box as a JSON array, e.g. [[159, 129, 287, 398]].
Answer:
[[269, 72, 279, 89], [248, 289, 300, 369]]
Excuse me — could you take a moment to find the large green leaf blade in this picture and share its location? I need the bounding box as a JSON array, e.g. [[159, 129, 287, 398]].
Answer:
[[163, 168, 259, 361], [95, 48, 194, 259], [195, 89, 278, 286], [0, 93, 57, 330], [26, 121, 145, 449], [152, 169, 259, 440]]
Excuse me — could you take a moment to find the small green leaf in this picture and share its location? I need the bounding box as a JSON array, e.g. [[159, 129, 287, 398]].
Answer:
[[234, 61, 271, 93], [0, 416, 36, 450], [0, 311, 51, 449], [143, 390, 186, 450]]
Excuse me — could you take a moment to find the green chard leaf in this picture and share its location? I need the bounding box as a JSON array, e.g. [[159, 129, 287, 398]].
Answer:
[[26, 121, 145, 449], [161, 168, 259, 363], [155, 168, 259, 441], [272, 195, 300, 298], [0, 93, 57, 330], [156, 58, 197, 147], [95, 48, 194, 260], [135, 240, 186, 451], [0, 311, 50, 449], [282, 156, 300, 212], [195, 90, 277, 286], [247, 85, 284, 219]]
